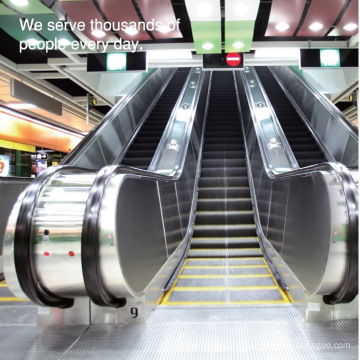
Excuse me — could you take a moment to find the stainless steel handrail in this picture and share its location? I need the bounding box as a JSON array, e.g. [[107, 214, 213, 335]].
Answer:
[[148, 67, 204, 176], [236, 70, 358, 304], [242, 66, 298, 173]]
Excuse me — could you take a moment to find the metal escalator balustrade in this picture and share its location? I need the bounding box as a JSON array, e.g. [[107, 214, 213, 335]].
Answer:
[[122, 68, 190, 170], [162, 72, 289, 306], [255, 67, 327, 167]]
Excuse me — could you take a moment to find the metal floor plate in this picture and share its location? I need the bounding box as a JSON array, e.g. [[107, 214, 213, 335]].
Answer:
[[0, 306, 357, 359]]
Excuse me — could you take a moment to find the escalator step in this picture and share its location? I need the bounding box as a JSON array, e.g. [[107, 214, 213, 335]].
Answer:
[[188, 248, 262, 258], [195, 210, 254, 224], [191, 236, 258, 248], [162, 70, 288, 307], [193, 224, 257, 237], [198, 187, 250, 199]]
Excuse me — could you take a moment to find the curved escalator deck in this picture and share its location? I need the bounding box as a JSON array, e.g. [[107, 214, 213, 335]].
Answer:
[[162, 72, 289, 306], [122, 68, 190, 170], [256, 67, 326, 167]]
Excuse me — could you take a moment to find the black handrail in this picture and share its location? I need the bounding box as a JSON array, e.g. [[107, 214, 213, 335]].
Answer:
[[13, 166, 75, 308]]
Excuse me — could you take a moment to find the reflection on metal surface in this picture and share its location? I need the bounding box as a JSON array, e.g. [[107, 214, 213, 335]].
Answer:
[[3, 68, 211, 311], [235, 70, 358, 304], [0, 177, 32, 274], [271, 66, 358, 168], [149, 67, 205, 177], [242, 66, 298, 173]]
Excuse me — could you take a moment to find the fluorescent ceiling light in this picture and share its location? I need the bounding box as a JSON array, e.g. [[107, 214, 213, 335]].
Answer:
[[10, 0, 28, 6], [124, 27, 139, 35], [26, 38, 40, 46], [7, 102, 37, 109], [255, 48, 300, 58], [157, 25, 171, 34], [147, 50, 192, 60], [275, 23, 289, 31], [58, 38, 71, 46], [309, 22, 323, 31], [197, 2, 212, 17], [234, 2, 249, 17], [232, 41, 244, 49], [92, 29, 106, 38], [0, 106, 84, 138], [202, 42, 214, 50], [343, 23, 358, 31]]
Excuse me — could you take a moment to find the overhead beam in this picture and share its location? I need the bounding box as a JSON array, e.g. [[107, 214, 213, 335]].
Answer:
[[59, 40, 353, 55], [0, 55, 102, 124], [31, 72, 67, 80]]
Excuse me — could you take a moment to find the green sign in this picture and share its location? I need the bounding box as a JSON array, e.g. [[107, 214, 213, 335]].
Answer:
[[106, 53, 127, 71], [320, 49, 340, 68]]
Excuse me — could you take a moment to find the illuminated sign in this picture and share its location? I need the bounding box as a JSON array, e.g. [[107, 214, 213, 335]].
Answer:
[[320, 49, 340, 68], [203, 51, 244, 70], [87, 53, 147, 72], [300, 49, 358, 68]]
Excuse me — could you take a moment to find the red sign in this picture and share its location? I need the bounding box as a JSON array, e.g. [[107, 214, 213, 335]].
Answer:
[[226, 53, 242, 67]]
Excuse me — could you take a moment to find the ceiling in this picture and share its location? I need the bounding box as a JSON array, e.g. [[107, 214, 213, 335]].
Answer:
[[0, 0, 358, 132]]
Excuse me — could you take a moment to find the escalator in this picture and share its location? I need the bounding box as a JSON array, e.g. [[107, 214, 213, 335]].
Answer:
[[162, 72, 288, 305], [122, 69, 190, 169], [256, 66, 327, 167], [2, 67, 357, 319]]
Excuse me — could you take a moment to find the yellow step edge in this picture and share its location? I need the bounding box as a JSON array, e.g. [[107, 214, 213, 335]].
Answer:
[[164, 299, 288, 306], [0, 297, 30, 302], [172, 286, 279, 291], [184, 265, 267, 269], [189, 248, 261, 252], [191, 237, 259, 240], [262, 259, 290, 303], [186, 257, 265, 261], [161, 259, 189, 305], [0, 284, 8, 287], [179, 274, 271, 279]]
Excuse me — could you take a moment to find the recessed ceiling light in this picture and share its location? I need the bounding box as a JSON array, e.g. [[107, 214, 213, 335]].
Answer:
[[233, 41, 244, 49], [124, 27, 139, 36], [10, 0, 28, 6], [343, 23, 358, 31], [202, 42, 214, 50], [157, 25, 171, 34], [235, 2, 249, 17], [58, 38, 71, 46], [197, 2, 212, 17], [92, 29, 106, 38], [309, 22, 323, 31], [8, 103, 37, 109], [26, 38, 40, 46], [275, 23, 290, 31]]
